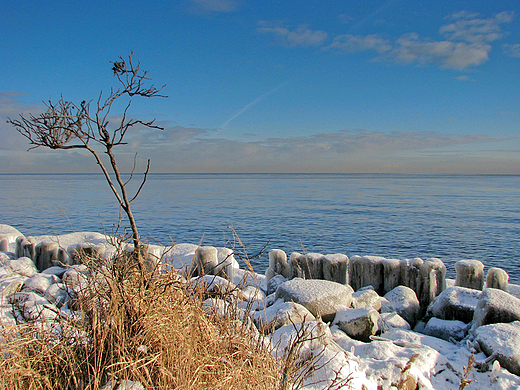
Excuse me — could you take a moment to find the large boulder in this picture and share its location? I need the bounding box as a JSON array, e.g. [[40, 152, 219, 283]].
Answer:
[[265, 249, 289, 283], [474, 321, 520, 376], [275, 278, 353, 322], [472, 288, 520, 330], [333, 307, 380, 342], [486, 267, 509, 291], [383, 286, 420, 326], [426, 286, 480, 324]]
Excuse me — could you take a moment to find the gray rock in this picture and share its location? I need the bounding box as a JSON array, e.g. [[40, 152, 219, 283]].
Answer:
[[455, 259, 484, 291], [333, 307, 380, 342], [35, 240, 60, 271], [275, 278, 353, 322], [423, 317, 468, 342], [426, 286, 480, 324], [474, 321, 520, 376], [383, 286, 420, 326], [0, 275, 28, 297], [349, 255, 385, 294], [472, 288, 520, 330]]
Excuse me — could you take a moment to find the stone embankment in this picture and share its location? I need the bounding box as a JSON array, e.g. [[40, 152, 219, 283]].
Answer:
[[2, 223, 520, 389]]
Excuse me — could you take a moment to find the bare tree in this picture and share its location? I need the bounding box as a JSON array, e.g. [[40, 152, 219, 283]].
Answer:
[[8, 52, 165, 265]]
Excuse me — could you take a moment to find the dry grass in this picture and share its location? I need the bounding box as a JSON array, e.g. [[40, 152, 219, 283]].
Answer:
[[0, 249, 281, 390]]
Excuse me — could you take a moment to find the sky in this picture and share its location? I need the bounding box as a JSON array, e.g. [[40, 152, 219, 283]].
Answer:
[[1, 0, 520, 174]]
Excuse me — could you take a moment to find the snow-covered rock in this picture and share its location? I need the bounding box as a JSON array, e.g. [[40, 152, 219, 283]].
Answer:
[[383, 286, 420, 326], [23, 273, 58, 295], [352, 288, 382, 311], [422, 317, 468, 342], [426, 286, 480, 323], [3, 257, 37, 278], [275, 278, 353, 322], [254, 299, 315, 332], [380, 312, 411, 332], [474, 321, 520, 376], [265, 249, 289, 283], [472, 288, 520, 330], [333, 307, 380, 342]]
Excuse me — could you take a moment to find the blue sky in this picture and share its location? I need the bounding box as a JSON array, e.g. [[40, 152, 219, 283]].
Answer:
[[1, 0, 519, 173]]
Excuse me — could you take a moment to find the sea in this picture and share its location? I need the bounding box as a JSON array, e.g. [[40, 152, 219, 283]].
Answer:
[[1, 173, 519, 284]]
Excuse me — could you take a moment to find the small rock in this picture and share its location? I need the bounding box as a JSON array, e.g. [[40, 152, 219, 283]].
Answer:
[[423, 317, 468, 342], [333, 307, 380, 342]]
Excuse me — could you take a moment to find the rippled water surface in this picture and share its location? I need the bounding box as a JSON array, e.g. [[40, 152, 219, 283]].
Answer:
[[1, 173, 519, 283]]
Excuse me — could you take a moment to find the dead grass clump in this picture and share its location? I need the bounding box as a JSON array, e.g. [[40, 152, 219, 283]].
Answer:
[[0, 249, 280, 389]]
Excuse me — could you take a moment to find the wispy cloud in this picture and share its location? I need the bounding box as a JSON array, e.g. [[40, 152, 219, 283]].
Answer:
[[257, 22, 328, 47], [264, 11, 515, 71], [502, 43, 520, 57], [219, 83, 286, 130]]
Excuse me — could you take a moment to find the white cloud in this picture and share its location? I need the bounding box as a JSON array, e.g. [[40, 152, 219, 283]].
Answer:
[[190, 0, 237, 13], [257, 23, 328, 47], [326, 34, 392, 53], [321, 11, 515, 71]]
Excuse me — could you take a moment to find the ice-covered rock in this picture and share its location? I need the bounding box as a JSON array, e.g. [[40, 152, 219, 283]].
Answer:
[[15, 236, 36, 260], [275, 278, 353, 322], [3, 257, 38, 277], [333, 307, 380, 342], [322, 253, 349, 285], [486, 267, 509, 291], [265, 249, 289, 283], [0, 224, 24, 249], [422, 317, 468, 342], [472, 288, 520, 330], [288, 252, 324, 279], [474, 321, 520, 376], [383, 286, 420, 326], [194, 246, 218, 276], [349, 255, 385, 293], [426, 286, 480, 323], [352, 288, 382, 311], [455, 259, 485, 291], [253, 299, 315, 332], [8, 291, 59, 321]]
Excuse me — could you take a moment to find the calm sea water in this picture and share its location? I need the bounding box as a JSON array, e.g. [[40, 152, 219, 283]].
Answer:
[[1, 173, 519, 284]]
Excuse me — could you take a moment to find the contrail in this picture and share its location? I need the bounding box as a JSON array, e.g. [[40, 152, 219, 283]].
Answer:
[[219, 82, 286, 130]]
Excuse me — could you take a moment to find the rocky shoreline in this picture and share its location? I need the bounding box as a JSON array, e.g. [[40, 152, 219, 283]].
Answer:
[[1, 223, 520, 389]]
